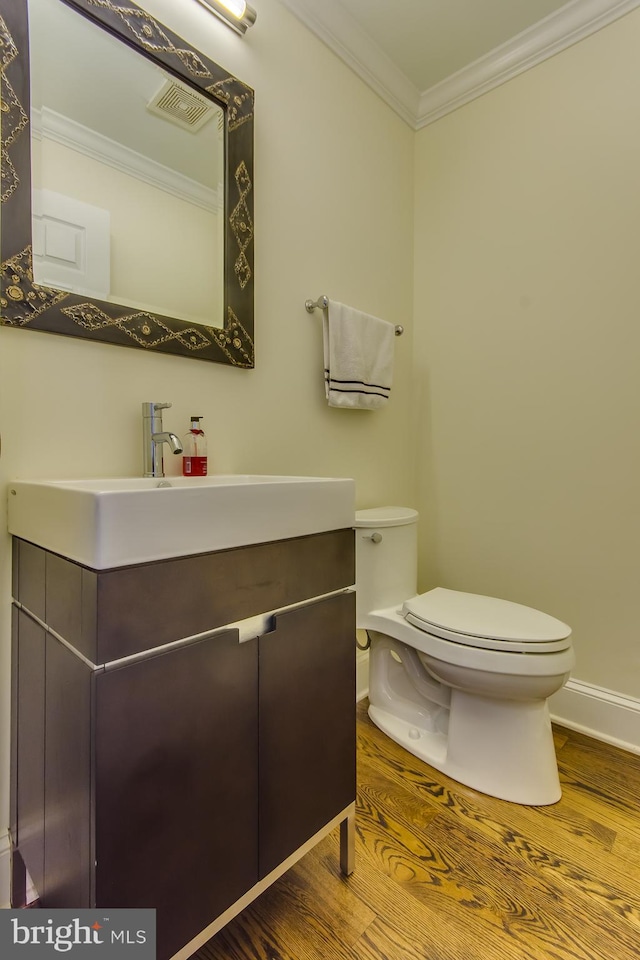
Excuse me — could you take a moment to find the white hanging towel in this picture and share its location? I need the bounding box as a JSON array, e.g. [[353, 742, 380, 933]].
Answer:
[[323, 301, 395, 410]]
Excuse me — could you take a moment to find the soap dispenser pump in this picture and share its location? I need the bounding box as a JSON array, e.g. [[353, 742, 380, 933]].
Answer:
[[182, 417, 208, 476]]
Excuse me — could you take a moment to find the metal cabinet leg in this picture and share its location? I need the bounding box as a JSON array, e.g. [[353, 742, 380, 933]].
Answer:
[[339, 807, 355, 876]]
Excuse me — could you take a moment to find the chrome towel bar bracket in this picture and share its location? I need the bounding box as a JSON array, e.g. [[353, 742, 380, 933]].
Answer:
[[305, 295, 329, 313], [305, 294, 403, 336]]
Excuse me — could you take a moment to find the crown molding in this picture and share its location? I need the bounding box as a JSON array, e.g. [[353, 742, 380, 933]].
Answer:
[[277, 0, 419, 127], [416, 0, 640, 128], [31, 107, 222, 212], [279, 0, 640, 130]]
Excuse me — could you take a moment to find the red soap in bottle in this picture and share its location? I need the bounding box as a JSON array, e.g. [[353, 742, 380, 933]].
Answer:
[[182, 417, 208, 476]]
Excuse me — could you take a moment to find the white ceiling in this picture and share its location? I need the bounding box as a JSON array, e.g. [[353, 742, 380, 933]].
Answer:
[[321, 0, 571, 91], [279, 0, 640, 127]]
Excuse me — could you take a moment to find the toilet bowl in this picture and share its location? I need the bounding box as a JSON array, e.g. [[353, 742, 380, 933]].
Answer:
[[355, 507, 575, 805]]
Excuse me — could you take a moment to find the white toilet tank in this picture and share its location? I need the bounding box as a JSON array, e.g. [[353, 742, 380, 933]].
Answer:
[[354, 506, 418, 626]]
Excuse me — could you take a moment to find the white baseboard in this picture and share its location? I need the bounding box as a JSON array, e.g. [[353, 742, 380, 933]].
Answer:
[[0, 830, 11, 909], [550, 678, 640, 755]]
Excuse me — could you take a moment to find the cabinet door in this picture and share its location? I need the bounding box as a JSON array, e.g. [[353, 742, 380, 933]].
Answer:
[[44, 635, 92, 908], [12, 608, 92, 907], [12, 613, 92, 908], [13, 610, 46, 900], [259, 592, 356, 877], [94, 630, 258, 960]]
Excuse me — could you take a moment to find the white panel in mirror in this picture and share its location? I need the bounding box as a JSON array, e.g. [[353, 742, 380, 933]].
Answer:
[[33, 189, 111, 297]]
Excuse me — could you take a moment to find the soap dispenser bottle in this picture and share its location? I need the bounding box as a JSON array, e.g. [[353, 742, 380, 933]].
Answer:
[[182, 417, 208, 476]]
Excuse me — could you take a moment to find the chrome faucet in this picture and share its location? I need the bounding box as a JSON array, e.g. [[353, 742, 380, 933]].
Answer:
[[142, 402, 183, 478]]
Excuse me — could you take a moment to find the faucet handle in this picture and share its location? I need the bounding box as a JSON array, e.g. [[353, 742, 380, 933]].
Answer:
[[142, 401, 171, 418]]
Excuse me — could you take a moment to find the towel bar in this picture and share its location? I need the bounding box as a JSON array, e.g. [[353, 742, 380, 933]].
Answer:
[[305, 295, 403, 336]]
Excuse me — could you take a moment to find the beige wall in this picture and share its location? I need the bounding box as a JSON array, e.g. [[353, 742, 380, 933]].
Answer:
[[414, 9, 640, 698], [0, 0, 416, 859]]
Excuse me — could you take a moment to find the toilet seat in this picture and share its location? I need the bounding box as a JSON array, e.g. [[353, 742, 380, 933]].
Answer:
[[402, 587, 572, 654]]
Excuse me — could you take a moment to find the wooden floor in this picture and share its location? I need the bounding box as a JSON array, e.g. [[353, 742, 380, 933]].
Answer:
[[195, 700, 640, 960]]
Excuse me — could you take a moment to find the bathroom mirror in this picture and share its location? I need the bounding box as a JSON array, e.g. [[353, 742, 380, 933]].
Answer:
[[0, 0, 254, 366]]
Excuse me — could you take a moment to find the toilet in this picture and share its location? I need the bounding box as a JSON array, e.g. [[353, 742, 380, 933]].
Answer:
[[355, 507, 574, 805]]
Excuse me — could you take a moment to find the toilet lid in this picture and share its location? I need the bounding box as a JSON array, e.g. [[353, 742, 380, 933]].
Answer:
[[402, 588, 572, 653]]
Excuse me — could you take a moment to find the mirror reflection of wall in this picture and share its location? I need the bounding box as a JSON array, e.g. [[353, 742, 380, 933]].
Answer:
[[29, 0, 225, 327]]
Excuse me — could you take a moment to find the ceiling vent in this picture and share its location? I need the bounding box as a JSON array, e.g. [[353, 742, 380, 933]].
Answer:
[[147, 79, 220, 133]]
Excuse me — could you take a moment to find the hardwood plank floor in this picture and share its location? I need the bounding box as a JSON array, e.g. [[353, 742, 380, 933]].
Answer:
[[195, 700, 640, 960]]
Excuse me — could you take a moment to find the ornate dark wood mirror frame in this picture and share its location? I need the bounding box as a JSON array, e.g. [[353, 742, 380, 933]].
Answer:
[[0, 0, 254, 367]]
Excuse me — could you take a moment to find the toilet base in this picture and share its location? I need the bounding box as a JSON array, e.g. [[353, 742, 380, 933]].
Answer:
[[368, 634, 562, 805], [445, 688, 561, 805], [369, 696, 561, 805]]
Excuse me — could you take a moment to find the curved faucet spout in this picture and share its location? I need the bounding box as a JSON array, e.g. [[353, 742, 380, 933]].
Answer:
[[153, 431, 183, 455]]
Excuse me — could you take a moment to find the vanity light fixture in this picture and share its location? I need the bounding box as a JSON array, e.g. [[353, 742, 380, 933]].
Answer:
[[196, 0, 257, 35]]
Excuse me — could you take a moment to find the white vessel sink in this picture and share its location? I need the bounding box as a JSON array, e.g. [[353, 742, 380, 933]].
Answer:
[[7, 475, 355, 569]]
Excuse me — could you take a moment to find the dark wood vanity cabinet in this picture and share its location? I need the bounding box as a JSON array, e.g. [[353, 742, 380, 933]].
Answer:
[[10, 531, 356, 960]]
